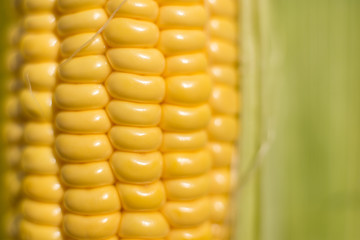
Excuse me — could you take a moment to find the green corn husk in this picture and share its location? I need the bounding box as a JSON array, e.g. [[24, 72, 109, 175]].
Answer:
[[236, 0, 360, 239]]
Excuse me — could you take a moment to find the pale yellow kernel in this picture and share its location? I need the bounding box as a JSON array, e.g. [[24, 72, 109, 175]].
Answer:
[[167, 222, 212, 240], [210, 84, 239, 114], [21, 146, 59, 174], [24, 13, 56, 32], [160, 104, 211, 131], [22, 63, 57, 91], [208, 40, 237, 64], [110, 151, 162, 183], [158, 5, 206, 29], [207, 0, 237, 18], [4, 122, 23, 144], [58, 0, 106, 13], [119, 212, 169, 238], [4, 171, 22, 198], [64, 213, 121, 240], [55, 134, 113, 163], [211, 223, 230, 240], [64, 186, 121, 215], [20, 33, 59, 61], [57, 9, 107, 36], [61, 33, 106, 57], [106, 0, 159, 21], [162, 197, 210, 227], [210, 65, 238, 86], [162, 150, 211, 179], [56, 110, 111, 134], [107, 101, 161, 127], [208, 115, 238, 142], [165, 74, 212, 105], [5, 146, 21, 167], [208, 17, 237, 43], [164, 174, 210, 200], [21, 199, 62, 226], [104, 18, 159, 48], [61, 161, 115, 188], [23, 175, 63, 203], [19, 90, 53, 121], [164, 53, 207, 76], [161, 131, 207, 152], [208, 142, 235, 167], [209, 168, 231, 194], [157, 0, 202, 5], [55, 84, 109, 110], [5, 96, 21, 119], [209, 195, 229, 223], [117, 181, 165, 211], [106, 72, 165, 103], [107, 48, 165, 75], [23, 0, 56, 12], [8, 78, 23, 92], [19, 220, 62, 240], [59, 55, 111, 83], [109, 126, 162, 152], [158, 30, 205, 56]]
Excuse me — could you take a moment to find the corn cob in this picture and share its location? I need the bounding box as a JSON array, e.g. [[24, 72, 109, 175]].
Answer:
[[4, 0, 240, 239]]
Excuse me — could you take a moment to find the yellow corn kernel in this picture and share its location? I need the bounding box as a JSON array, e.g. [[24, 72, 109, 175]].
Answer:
[[161, 131, 207, 152], [208, 0, 236, 18], [24, 123, 54, 145], [21, 199, 62, 226], [5, 96, 21, 119], [160, 104, 211, 131], [167, 222, 212, 240], [22, 175, 63, 203], [55, 110, 112, 134], [110, 151, 162, 183], [59, 55, 111, 83], [4, 122, 23, 144], [5, 146, 22, 167], [19, 90, 52, 121], [106, 0, 159, 21], [22, 0, 56, 12], [162, 197, 210, 227], [20, 33, 59, 61], [158, 5, 206, 29], [119, 212, 170, 238], [64, 186, 121, 215], [61, 162, 115, 188], [104, 18, 159, 48], [21, 146, 59, 174], [109, 126, 162, 152], [107, 101, 161, 127], [63, 213, 121, 239], [208, 39, 238, 64], [208, 115, 238, 142], [164, 74, 212, 105], [158, 30, 206, 56], [208, 142, 235, 167], [107, 48, 165, 75], [57, 0, 106, 13], [21, 63, 57, 90], [209, 168, 231, 194], [55, 134, 113, 162], [19, 220, 61, 240], [116, 182, 165, 211], [209, 196, 229, 223], [162, 150, 212, 179], [61, 33, 106, 57], [23, 14, 56, 32], [210, 85, 239, 114], [211, 223, 230, 240], [208, 17, 237, 43], [164, 174, 210, 200], [55, 84, 110, 110], [105, 73, 165, 103], [57, 9, 108, 36], [164, 53, 207, 77]]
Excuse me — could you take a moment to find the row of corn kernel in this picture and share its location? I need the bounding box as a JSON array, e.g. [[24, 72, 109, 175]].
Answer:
[[157, 0, 213, 239], [55, 1, 122, 239], [13, 1, 63, 239], [105, 0, 170, 238], [4, 6, 25, 238], [206, 0, 239, 239]]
